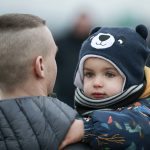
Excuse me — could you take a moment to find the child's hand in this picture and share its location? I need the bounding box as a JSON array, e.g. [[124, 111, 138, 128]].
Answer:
[[59, 119, 84, 150]]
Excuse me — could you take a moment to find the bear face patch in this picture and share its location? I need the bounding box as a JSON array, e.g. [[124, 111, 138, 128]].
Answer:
[[91, 33, 115, 49]]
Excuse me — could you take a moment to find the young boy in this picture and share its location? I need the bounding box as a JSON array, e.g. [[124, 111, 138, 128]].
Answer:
[[60, 25, 150, 150]]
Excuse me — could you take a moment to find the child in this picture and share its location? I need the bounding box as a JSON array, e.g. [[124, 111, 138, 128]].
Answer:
[[73, 25, 150, 149]]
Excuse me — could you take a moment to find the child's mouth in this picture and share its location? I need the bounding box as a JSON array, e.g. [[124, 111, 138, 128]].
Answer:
[[92, 93, 106, 99]]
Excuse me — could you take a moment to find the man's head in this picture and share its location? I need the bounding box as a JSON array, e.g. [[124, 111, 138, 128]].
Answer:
[[0, 14, 57, 96]]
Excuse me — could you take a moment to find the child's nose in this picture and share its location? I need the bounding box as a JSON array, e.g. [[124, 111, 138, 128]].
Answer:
[[93, 77, 103, 88]]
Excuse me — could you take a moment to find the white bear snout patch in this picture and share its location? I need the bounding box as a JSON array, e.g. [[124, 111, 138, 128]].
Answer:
[[91, 33, 115, 49]]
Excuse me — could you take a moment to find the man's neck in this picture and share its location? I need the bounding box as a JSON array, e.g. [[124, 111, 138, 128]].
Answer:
[[0, 90, 32, 100], [0, 84, 47, 100]]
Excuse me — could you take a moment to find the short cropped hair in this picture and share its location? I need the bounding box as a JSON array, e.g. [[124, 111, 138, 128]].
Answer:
[[0, 13, 45, 30], [0, 14, 51, 91]]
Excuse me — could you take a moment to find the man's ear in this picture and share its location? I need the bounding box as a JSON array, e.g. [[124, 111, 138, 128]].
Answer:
[[34, 56, 45, 78]]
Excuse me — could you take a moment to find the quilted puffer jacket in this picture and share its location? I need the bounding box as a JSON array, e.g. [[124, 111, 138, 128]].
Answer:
[[0, 96, 91, 150]]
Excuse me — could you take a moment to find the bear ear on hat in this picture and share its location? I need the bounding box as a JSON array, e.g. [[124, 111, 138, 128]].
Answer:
[[89, 27, 101, 35], [136, 24, 148, 40]]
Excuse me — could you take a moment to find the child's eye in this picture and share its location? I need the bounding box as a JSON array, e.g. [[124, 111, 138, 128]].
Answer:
[[84, 72, 94, 78], [105, 72, 115, 78]]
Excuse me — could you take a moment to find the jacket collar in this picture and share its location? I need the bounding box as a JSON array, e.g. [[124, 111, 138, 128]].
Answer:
[[140, 66, 150, 98]]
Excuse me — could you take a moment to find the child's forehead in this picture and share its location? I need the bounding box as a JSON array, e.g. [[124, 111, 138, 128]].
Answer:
[[84, 57, 113, 65], [81, 54, 125, 73], [83, 57, 118, 70]]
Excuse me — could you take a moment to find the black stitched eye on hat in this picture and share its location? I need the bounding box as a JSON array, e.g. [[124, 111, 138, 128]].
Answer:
[[118, 36, 126, 45]]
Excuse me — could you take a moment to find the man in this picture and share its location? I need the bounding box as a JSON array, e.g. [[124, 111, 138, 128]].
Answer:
[[0, 13, 89, 150]]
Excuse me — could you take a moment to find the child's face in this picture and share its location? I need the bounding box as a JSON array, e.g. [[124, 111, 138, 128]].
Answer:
[[83, 57, 124, 100]]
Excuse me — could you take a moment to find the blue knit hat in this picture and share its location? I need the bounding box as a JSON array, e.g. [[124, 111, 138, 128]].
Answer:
[[74, 25, 150, 111], [74, 25, 149, 90]]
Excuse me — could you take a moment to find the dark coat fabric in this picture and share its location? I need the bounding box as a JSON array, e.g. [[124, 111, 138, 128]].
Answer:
[[0, 96, 91, 150], [82, 68, 150, 150]]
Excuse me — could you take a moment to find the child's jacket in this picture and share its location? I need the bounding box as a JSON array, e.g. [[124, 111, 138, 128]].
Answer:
[[83, 67, 150, 150]]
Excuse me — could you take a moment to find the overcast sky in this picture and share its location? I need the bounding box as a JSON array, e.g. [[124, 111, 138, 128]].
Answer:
[[0, 0, 149, 35]]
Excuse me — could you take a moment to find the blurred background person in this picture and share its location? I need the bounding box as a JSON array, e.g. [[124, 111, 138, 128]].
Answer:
[[54, 11, 93, 107]]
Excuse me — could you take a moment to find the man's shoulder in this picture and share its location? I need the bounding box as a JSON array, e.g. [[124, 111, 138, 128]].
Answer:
[[0, 96, 78, 149], [0, 96, 76, 116]]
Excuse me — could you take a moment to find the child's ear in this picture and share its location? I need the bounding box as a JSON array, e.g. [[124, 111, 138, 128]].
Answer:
[[89, 27, 101, 35], [34, 56, 45, 78], [136, 24, 148, 40]]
